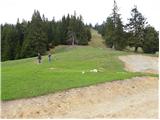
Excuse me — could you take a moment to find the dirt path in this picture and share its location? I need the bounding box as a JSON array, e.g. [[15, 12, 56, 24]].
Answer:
[[119, 55, 158, 74], [1, 76, 158, 118]]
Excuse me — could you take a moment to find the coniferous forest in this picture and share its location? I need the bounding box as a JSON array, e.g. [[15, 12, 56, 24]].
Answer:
[[1, 0, 159, 62], [1, 10, 91, 61]]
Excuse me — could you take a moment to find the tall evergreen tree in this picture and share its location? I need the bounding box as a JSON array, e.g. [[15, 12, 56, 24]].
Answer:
[[105, 17, 115, 48], [114, 17, 126, 50], [15, 18, 26, 59], [142, 26, 159, 53], [1, 24, 19, 60], [21, 10, 47, 58], [112, 0, 119, 28], [105, 0, 126, 50], [126, 6, 147, 52]]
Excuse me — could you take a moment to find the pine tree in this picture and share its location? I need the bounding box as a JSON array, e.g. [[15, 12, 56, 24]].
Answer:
[[112, 0, 119, 28], [105, 0, 126, 50], [105, 17, 115, 48], [142, 26, 159, 53], [21, 10, 47, 58], [15, 18, 26, 59], [126, 6, 147, 52], [86, 27, 91, 41], [114, 17, 126, 50], [1, 24, 19, 60]]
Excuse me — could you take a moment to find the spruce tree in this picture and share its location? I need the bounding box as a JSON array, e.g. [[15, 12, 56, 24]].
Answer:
[[21, 10, 47, 58], [112, 0, 119, 28], [105, 17, 115, 48], [1, 24, 19, 60], [105, 0, 125, 50], [126, 6, 147, 52], [142, 26, 159, 53], [15, 18, 26, 59]]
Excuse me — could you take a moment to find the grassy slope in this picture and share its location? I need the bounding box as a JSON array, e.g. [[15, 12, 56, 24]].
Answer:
[[1, 30, 148, 101], [88, 29, 106, 48]]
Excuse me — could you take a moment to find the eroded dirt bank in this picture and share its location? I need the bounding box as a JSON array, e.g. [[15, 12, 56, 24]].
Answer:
[[1, 77, 158, 118]]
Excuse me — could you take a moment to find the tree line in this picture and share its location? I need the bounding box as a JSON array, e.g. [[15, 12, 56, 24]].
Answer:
[[1, 10, 91, 61], [95, 0, 159, 53]]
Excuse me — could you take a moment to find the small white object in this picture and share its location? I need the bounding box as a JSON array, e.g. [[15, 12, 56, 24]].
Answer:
[[49, 67, 55, 70], [82, 71, 85, 74], [90, 69, 98, 72]]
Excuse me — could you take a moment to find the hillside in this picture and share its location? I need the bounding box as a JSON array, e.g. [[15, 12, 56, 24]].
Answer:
[[1, 29, 146, 101], [1, 29, 158, 119], [88, 29, 106, 48]]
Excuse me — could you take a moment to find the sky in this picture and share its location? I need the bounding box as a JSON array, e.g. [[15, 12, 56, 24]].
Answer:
[[0, 0, 159, 30]]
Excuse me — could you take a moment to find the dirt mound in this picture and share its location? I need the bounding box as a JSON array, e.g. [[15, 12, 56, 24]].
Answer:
[[119, 55, 158, 74], [1, 77, 158, 118]]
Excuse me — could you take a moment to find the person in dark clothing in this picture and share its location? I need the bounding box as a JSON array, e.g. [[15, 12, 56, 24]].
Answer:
[[48, 52, 51, 62], [37, 53, 42, 63]]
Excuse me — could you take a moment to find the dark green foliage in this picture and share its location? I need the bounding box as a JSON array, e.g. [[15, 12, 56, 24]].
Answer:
[[1, 10, 91, 61], [109, 0, 126, 50], [1, 24, 19, 61], [94, 22, 106, 36], [142, 26, 159, 53], [86, 27, 92, 41], [21, 10, 47, 58], [126, 6, 147, 52], [104, 17, 115, 48], [95, 1, 158, 54], [67, 14, 90, 45], [97, 0, 126, 50], [114, 17, 127, 50], [15, 19, 28, 59]]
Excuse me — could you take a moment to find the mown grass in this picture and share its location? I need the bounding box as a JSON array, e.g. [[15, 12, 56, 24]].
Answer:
[[2, 29, 157, 101], [2, 45, 148, 101]]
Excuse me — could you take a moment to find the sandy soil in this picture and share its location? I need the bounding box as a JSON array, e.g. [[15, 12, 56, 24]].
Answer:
[[1, 55, 159, 119], [1, 76, 158, 119], [119, 55, 158, 74]]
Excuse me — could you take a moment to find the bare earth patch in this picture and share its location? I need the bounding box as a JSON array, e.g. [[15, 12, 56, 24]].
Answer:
[[1, 55, 159, 118], [119, 55, 158, 74], [1, 76, 158, 119]]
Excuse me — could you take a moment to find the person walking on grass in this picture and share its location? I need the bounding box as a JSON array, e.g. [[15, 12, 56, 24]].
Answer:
[[37, 52, 42, 63], [48, 51, 51, 62]]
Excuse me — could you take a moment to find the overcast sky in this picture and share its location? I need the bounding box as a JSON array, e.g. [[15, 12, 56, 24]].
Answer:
[[0, 0, 159, 30]]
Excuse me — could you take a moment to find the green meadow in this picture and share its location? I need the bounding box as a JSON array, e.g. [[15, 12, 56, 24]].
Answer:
[[1, 30, 153, 101]]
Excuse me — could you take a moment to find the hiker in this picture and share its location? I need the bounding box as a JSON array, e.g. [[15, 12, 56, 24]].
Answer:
[[37, 52, 42, 63], [48, 52, 51, 62]]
